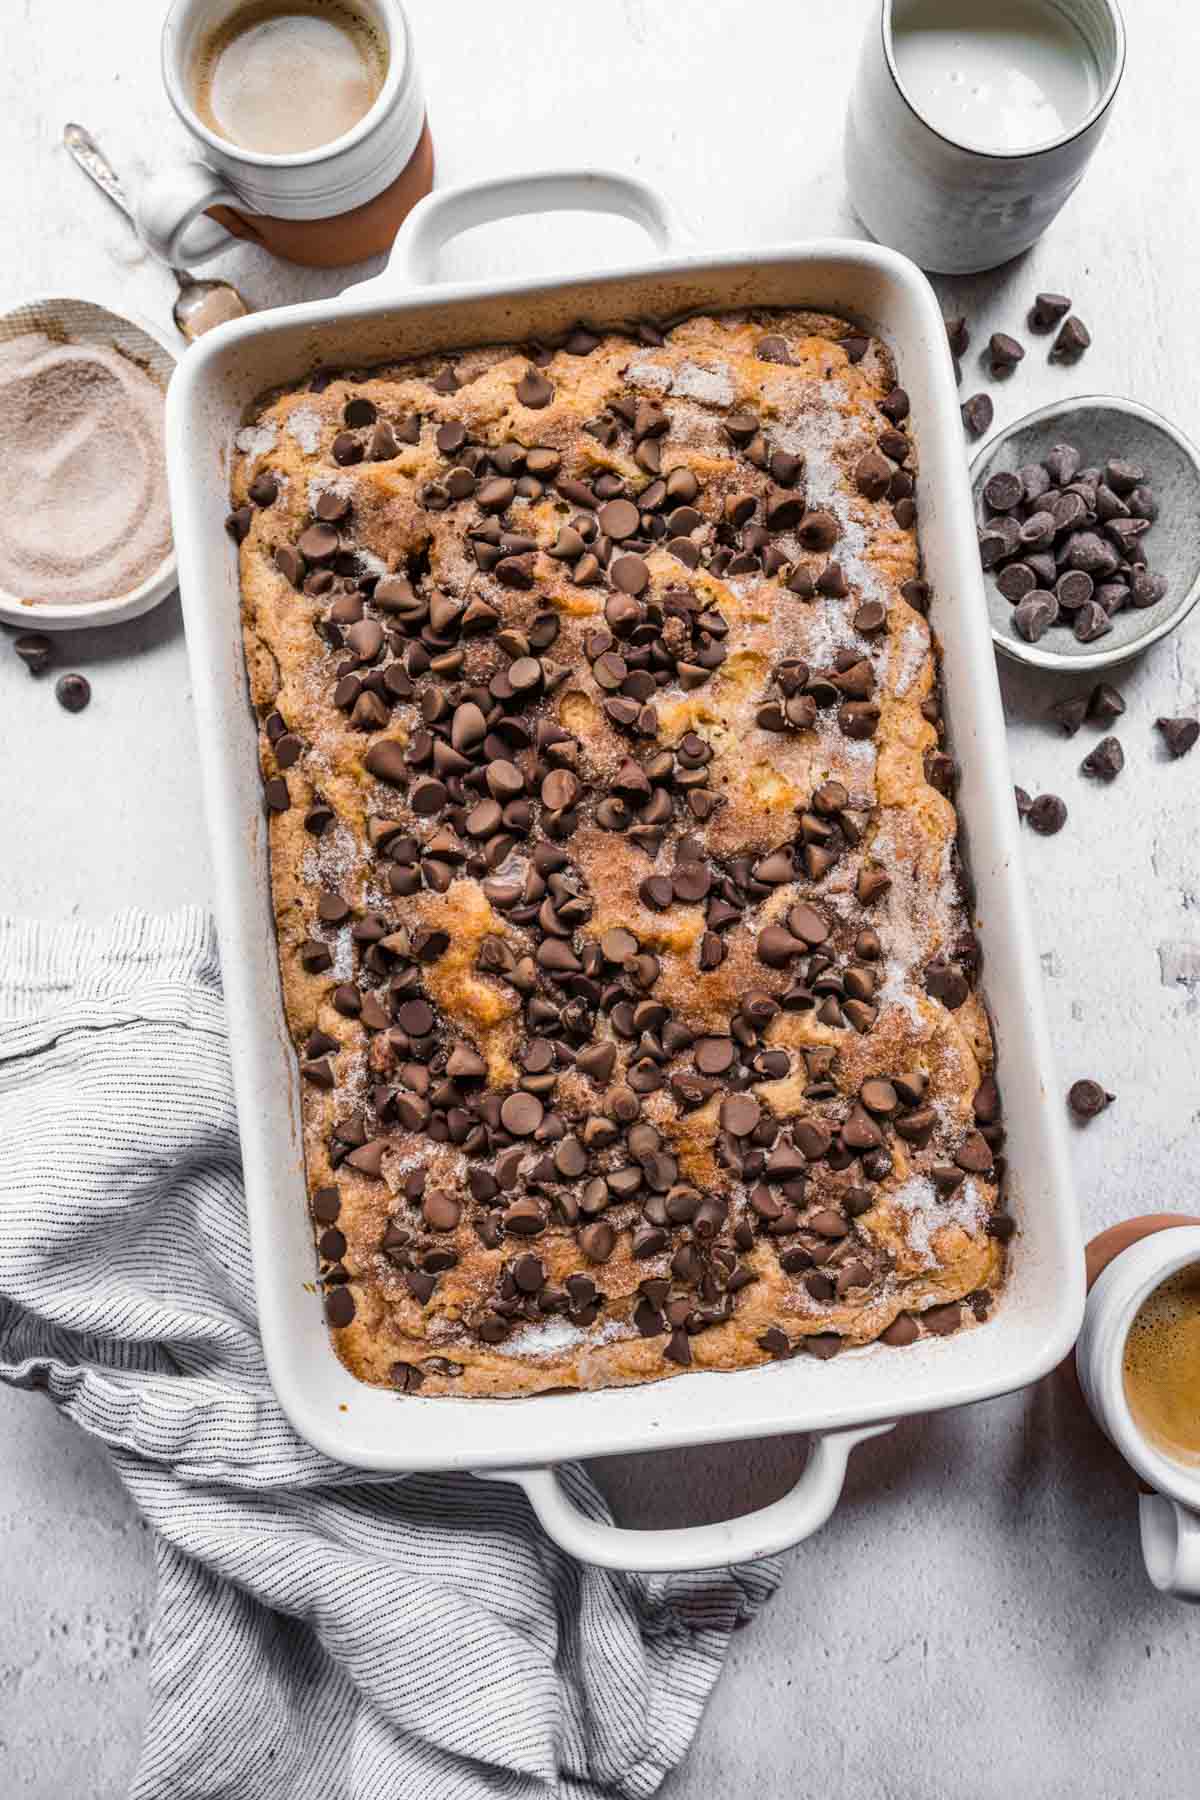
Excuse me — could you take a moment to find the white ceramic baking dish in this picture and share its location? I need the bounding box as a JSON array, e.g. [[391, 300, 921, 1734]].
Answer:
[[166, 170, 1084, 1572]]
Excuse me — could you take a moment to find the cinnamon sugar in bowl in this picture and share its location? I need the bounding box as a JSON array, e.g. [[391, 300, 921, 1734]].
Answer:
[[0, 296, 177, 629]]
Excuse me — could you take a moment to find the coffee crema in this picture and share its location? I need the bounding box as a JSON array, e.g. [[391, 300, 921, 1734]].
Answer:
[[1123, 1264, 1200, 1466], [192, 0, 387, 156]]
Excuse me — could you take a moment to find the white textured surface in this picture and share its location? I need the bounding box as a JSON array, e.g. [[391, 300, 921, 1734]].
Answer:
[[2, 2, 1199, 1794]]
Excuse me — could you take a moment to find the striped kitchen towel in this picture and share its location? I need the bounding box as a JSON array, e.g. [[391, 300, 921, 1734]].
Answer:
[[0, 910, 778, 1800]]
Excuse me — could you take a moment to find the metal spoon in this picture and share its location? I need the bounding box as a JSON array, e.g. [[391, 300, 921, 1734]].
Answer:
[[63, 123, 249, 342]]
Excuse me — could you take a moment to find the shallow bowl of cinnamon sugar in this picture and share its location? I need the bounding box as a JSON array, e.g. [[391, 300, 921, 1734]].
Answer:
[[0, 295, 178, 630]]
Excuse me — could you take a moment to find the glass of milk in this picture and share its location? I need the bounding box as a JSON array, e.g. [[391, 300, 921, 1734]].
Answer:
[[845, 0, 1126, 272]]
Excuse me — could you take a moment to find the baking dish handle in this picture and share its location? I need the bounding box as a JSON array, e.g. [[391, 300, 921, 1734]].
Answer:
[[477, 1422, 894, 1573], [350, 168, 692, 295]]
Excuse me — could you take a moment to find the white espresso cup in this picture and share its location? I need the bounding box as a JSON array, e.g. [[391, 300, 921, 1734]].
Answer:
[[844, 0, 1126, 273], [137, 0, 432, 270], [1076, 1226, 1200, 1602]]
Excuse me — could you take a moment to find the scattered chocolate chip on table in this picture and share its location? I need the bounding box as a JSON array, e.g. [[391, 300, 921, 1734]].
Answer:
[[988, 332, 1025, 375], [1050, 316, 1092, 361], [961, 392, 994, 438], [1027, 793, 1068, 835], [1080, 735, 1124, 782], [1050, 694, 1088, 736], [1155, 715, 1199, 758], [1087, 682, 1125, 725], [1068, 1079, 1114, 1121], [13, 631, 52, 675], [54, 672, 91, 713], [945, 314, 969, 358], [1030, 292, 1072, 332]]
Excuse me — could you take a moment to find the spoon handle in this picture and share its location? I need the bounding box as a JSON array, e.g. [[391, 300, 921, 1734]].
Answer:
[[63, 122, 137, 224]]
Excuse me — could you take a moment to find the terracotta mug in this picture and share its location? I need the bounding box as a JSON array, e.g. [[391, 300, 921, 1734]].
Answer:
[[137, 0, 433, 270]]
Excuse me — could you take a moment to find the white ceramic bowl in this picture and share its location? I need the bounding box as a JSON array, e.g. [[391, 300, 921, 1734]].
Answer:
[[165, 169, 1083, 1573], [0, 294, 177, 631], [971, 394, 1200, 674]]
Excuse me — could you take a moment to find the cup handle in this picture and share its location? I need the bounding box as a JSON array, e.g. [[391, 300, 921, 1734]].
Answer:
[[1139, 1493, 1200, 1601], [476, 1422, 894, 1573], [347, 167, 692, 300], [136, 161, 246, 267]]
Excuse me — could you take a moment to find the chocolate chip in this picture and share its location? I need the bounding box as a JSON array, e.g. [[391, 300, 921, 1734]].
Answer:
[[1028, 793, 1067, 835], [880, 387, 909, 423], [855, 449, 895, 500], [982, 470, 1023, 512], [598, 498, 641, 540], [1072, 600, 1112, 643], [1050, 694, 1087, 736], [579, 1221, 615, 1263], [1054, 570, 1093, 612], [1130, 568, 1167, 609], [1081, 735, 1124, 782], [961, 393, 993, 437], [795, 509, 838, 552], [516, 367, 553, 408], [247, 470, 278, 508], [1086, 680, 1129, 723], [362, 740, 406, 787], [925, 959, 969, 1009], [945, 315, 969, 357], [1155, 715, 1199, 758], [881, 1313, 919, 1347], [298, 523, 339, 562], [860, 1078, 898, 1116], [1030, 292, 1071, 331], [325, 1286, 355, 1327], [55, 673, 91, 713], [477, 476, 515, 513], [1068, 1078, 1113, 1120], [1050, 316, 1091, 361], [996, 562, 1036, 603], [988, 332, 1025, 374], [423, 1191, 461, 1232], [500, 1092, 543, 1136], [1018, 512, 1057, 550], [13, 632, 52, 675], [1012, 592, 1058, 642], [721, 1093, 761, 1137], [921, 1303, 962, 1338], [396, 998, 434, 1036], [757, 334, 793, 364], [333, 431, 364, 465], [610, 554, 650, 596]]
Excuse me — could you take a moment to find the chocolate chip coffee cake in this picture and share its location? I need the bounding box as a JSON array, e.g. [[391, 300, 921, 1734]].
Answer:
[[228, 309, 1009, 1398]]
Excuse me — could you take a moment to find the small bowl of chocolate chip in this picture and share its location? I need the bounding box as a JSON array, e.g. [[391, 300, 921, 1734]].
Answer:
[[971, 396, 1200, 671]]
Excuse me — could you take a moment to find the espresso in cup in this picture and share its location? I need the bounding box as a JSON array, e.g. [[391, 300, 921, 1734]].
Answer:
[[192, 0, 388, 156], [1123, 1264, 1200, 1466]]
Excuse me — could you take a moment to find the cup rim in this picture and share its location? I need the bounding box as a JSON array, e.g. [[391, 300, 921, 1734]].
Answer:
[[162, 0, 409, 171], [1090, 1227, 1200, 1508], [879, 0, 1127, 163]]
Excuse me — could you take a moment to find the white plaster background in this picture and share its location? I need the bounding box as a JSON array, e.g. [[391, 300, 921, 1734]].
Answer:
[[1, 1, 1198, 1794]]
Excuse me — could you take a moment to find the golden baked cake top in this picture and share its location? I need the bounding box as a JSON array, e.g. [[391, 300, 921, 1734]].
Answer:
[[229, 308, 1007, 1399]]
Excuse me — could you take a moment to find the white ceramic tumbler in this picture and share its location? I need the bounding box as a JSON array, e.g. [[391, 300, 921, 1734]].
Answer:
[[844, 0, 1125, 273]]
